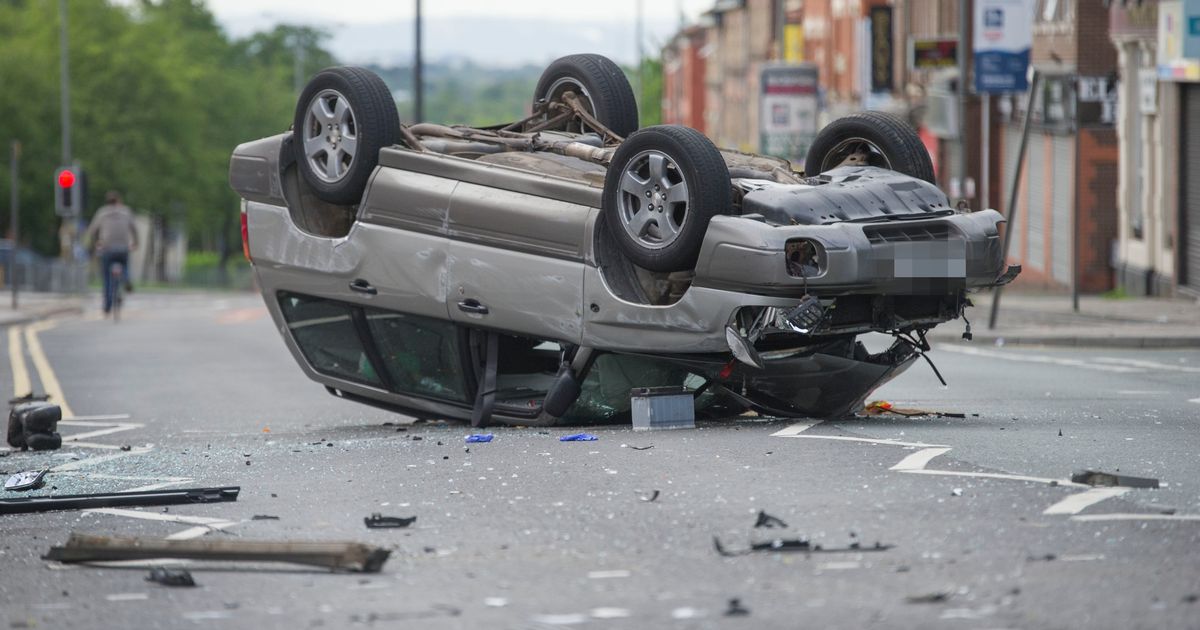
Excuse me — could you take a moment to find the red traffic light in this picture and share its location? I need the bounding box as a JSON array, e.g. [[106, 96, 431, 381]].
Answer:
[[57, 169, 76, 188]]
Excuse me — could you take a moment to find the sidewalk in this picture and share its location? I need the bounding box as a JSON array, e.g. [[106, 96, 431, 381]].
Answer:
[[928, 290, 1200, 348], [0, 292, 86, 328]]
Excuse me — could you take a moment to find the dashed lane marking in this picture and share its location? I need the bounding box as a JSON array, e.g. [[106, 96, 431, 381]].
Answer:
[[769, 421, 823, 437], [900, 469, 1085, 487], [59, 420, 144, 443], [1043, 487, 1131, 515], [1093, 357, 1200, 373], [779, 434, 949, 448], [938, 345, 1145, 373], [890, 447, 953, 471]]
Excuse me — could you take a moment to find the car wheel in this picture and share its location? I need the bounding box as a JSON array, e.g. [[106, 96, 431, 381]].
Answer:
[[532, 54, 639, 137], [602, 125, 731, 273], [293, 66, 399, 205], [804, 111, 935, 183]]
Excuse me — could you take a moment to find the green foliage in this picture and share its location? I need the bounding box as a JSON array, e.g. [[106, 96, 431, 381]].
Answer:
[[634, 56, 663, 128], [0, 0, 333, 256]]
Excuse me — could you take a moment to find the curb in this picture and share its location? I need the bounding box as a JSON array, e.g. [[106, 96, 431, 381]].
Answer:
[[928, 332, 1200, 349], [0, 304, 86, 328]]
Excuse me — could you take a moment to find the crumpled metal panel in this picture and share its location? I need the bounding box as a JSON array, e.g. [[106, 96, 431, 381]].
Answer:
[[740, 166, 952, 226]]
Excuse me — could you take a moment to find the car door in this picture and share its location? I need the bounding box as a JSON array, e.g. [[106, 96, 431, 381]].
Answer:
[[445, 182, 593, 344]]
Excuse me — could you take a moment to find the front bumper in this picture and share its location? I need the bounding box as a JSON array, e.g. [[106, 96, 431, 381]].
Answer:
[[695, 210, 1008, 297]]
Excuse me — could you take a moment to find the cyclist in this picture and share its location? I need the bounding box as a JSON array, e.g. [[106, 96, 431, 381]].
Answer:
[[83, 190, 138, 316]]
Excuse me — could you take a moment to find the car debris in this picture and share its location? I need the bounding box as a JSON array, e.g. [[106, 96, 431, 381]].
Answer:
[[7, 402, 63, 451], [44, 533, 391, 573], [0, 486, 240, 515], [559, 433, 598, 442], [363, 513, 416, 529], [623, 444, 654, 450], [464, 434, 493, 443], [631, 386, 695, 431], [639, 490, 661, 503], [145, 568, 197, 587], [4, 469, 48, 492], [906, 592, 951, 604], [251, 514, 280, 521], [8, 392, 50, 405], [724, 598, 751, 617], [864, 400, 969, 419], [714, 536, 894, 557], [753, 510, 788, 529], [1071, 470, 1160, 489]]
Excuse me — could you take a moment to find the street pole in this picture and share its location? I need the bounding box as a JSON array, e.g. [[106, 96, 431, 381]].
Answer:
[[1071, 76, 1081, 312], [59, 0, 71, 165], [988, 70, 1041, 330], [9, 141, 19, 310], [636, 0, 644, 110], [957, 0, 970, 204], [981, 94, 990, 209], [413, 0, 423, 124]]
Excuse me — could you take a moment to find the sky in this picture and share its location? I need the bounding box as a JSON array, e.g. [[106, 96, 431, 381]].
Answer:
[[200, 0, 717, 66]]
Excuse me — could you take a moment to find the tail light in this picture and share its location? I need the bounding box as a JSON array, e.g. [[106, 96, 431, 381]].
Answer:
[[240, 200, 251, 262]]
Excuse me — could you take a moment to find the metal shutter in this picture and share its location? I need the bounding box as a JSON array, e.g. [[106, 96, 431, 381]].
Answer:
[[1183, 85, 1200, 292], [1051, 135, 1074, 284], [1026, 134, 1046, 271]]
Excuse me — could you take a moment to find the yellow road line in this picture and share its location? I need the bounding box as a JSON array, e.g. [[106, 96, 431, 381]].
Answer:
[[8, 325, 31, 397], [25, 320, 75, 419]]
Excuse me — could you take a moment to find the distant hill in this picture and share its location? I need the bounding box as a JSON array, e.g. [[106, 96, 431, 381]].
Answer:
[[368, 60, 542, 127]]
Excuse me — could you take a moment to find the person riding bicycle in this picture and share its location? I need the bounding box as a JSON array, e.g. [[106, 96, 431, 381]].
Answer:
[[83, 190, 138, 315]]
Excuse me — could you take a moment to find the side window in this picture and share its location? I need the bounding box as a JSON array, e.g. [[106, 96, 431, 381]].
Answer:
[[492, 335, 565, 412], [277, 292, 382, 386], [364, 308, 469, 403]]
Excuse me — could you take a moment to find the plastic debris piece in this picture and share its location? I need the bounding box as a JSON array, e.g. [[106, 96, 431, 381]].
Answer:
[[465, 434, 493, 443], [4, 469, 48, 492], [559, 433, 598, 442], [1071, 470, 1159, 489], [145, 568, 197, 587], [639, 490, 661, 503], [715, 536, 893, 557], [628, 445, 654, 450], [484, 597, 509, 608], [951, 488, 963, 497], [251, 514, 280, 521], [364, 513, 417, 529], [724, 598, 750, 617], [906, 592, 950, 604], [864, 400, 966, 418], [753, 510, 788, 529]]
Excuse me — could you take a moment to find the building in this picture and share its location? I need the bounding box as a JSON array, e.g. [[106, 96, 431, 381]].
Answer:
[[1111, 0, 1200, 296], [662, 25, 709, 134]]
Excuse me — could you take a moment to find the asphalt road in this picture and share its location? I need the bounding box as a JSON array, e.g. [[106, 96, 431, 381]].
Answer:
[[1, 292, 1198, 629]]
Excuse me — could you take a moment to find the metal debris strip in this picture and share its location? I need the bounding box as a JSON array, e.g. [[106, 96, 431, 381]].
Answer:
[[364, 513, 417, 529], [753, 510, 788, 529], [906, 592, 951, 604], [1071, 470, 1160, 489], [713, 536, 894, 557], [145, 567, 197, 587], [44, 533, 391, 573], [4, 469, 48, 492], [0, 486, 240, 515]]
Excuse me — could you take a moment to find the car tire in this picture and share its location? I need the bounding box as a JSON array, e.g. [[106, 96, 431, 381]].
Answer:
[[293, 66, 400, 205], [602, 125, 731, 273], [804, 111, 935, 183], [533, 54, 639, 137]]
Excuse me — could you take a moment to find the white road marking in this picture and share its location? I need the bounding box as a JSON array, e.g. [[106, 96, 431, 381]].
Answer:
[[938, 345, 1145, 373], [781, 434, 949, 448], [105, 593, 149, 602], [49, 446, 153, 472], [1093, 357, 1200, 373], [63, 414, 133, 421], [1116, 390, 1168, 395], [59, 421, 144, 442], [86, 508, 231, 526], [900, 469, 1085, 487], [8, 325, 31, 396], [770, 421, 823, 437], [1189, 397, 1200, 405], [121, 480, 195, 492], [1071, 513, 1200, 523], [890, 447, 953, 471], [1042, 487, 1130, 515]]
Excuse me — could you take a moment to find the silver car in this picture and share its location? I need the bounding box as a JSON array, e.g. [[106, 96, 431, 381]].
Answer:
[[229, 54, 1017, 427]]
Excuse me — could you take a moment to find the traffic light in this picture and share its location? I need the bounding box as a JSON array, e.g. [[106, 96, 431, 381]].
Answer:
[[54, 166, 85, 217]]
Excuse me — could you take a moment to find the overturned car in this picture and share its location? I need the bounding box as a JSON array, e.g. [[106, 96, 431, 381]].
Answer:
[[229, 54, 1017, 426]]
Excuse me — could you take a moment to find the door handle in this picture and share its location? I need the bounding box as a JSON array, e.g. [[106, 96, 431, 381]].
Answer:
[[457, 299, 489, 315], [349, 279, 377, 295]]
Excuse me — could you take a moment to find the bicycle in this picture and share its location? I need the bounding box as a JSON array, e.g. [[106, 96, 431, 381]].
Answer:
[[106, 259, 125, 322]]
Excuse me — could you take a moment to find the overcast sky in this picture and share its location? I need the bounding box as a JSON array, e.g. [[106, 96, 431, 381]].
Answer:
[[199, 0, 716, 66]]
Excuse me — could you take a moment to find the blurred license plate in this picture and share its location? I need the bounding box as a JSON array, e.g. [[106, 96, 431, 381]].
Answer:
[[893, 241, 966, 278]]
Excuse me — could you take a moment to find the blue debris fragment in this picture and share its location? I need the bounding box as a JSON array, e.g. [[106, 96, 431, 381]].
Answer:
[[465, 434, 494, 443], [559, 433, 598, 442]]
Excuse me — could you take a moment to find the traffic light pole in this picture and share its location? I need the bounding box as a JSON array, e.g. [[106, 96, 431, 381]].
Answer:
[[59, 0, 72, 165], [10, 141, 19, 309]]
